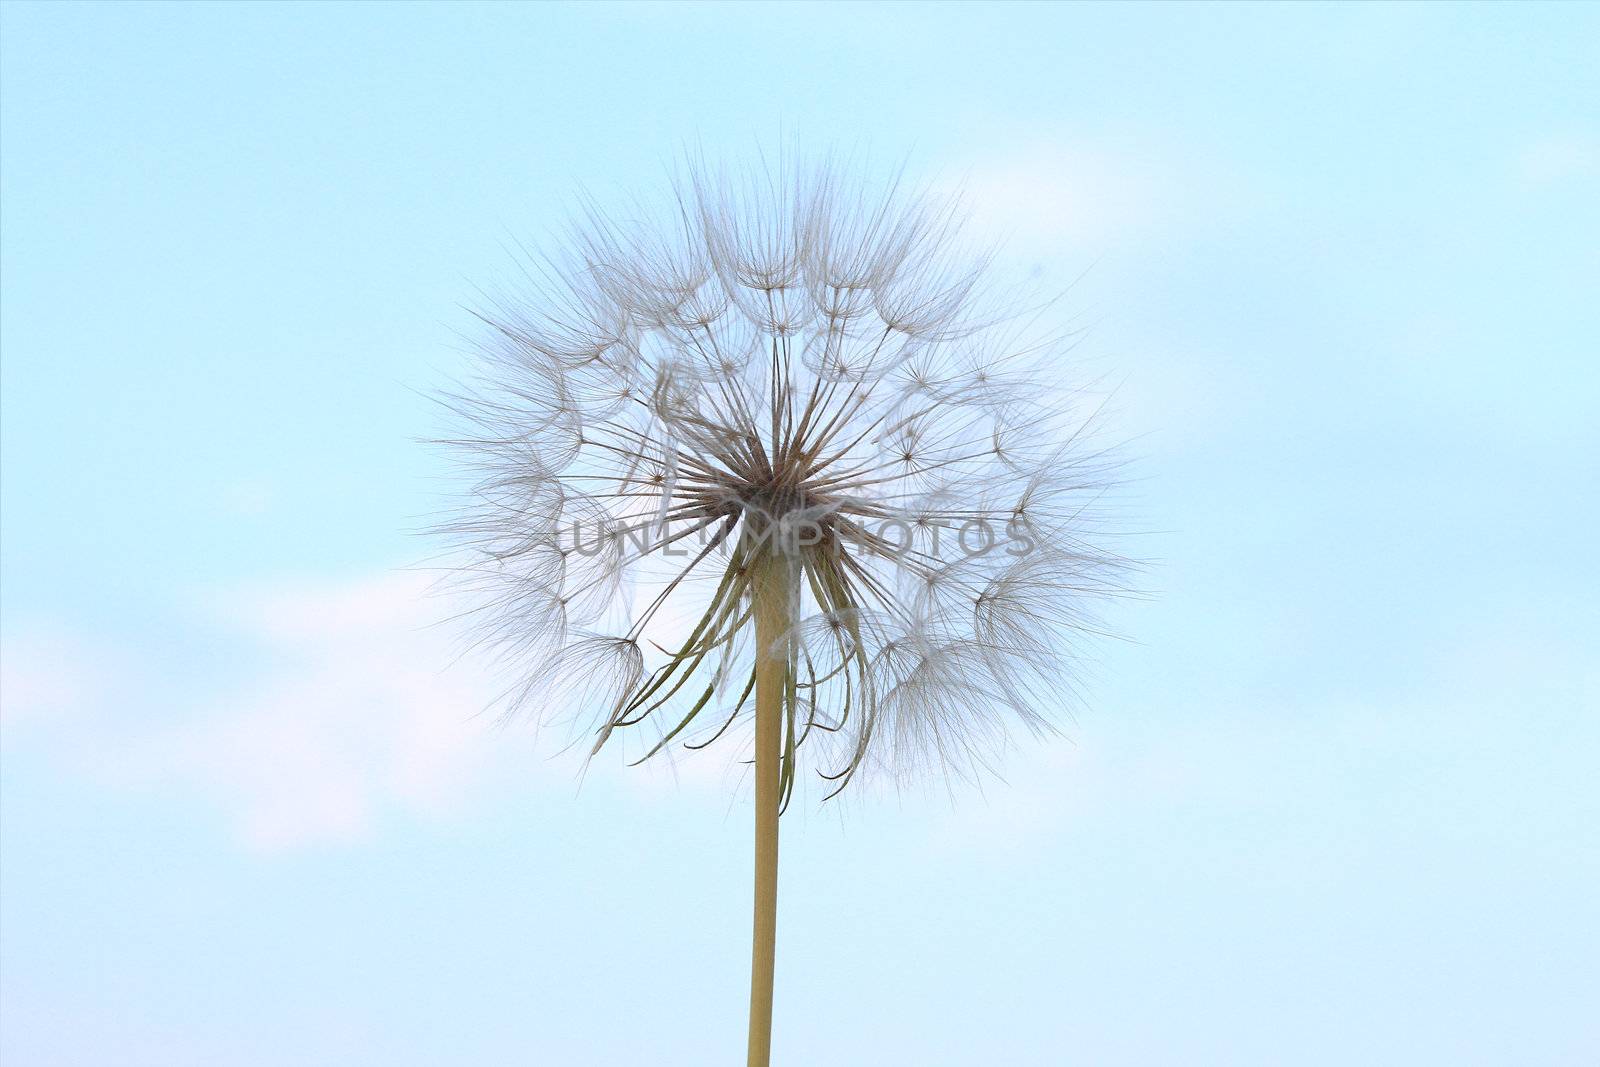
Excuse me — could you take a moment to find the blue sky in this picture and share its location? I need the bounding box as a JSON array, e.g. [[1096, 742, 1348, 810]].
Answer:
[[2, 3, 1596, 1064]]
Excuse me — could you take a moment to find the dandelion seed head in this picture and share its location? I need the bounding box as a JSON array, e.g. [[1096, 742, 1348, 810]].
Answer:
[[433, 155, 1133, 802]]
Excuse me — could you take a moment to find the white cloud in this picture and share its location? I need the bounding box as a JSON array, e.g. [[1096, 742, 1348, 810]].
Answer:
[[104, 571, 517, 849], [221, 480, 273, 517], [956, 145, 1166, 252], [0, 627, 102, 730], [3, 573, 523, 850], [1514, 132, 1599, 187], [945, 132, 1250, 265], [2, 569, 749, 852]]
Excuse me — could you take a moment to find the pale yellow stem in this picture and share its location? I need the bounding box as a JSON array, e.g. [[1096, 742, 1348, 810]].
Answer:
[[746, 552, 789, 1067]]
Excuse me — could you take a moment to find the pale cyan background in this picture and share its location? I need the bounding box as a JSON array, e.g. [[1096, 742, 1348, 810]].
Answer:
[[2, 3, 1596, 1065]]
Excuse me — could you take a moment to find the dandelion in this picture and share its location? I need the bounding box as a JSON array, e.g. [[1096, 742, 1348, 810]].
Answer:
[[433, 153, 1131, 1066]]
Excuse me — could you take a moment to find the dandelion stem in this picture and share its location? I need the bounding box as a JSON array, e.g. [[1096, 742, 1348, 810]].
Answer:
[[747, 548, 790, 1067]]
